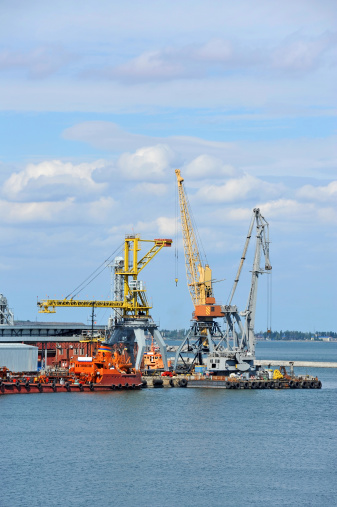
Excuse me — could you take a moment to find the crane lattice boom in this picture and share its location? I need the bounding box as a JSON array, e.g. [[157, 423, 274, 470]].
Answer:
[[175, 169, 212, 307], [38, 236, 172, 315]]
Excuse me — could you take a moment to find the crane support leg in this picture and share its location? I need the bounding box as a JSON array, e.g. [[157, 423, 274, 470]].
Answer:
[[133, 327, 168, 370], [173, 327, 193, 371], [134, 328, 147, 370], [173, 321, 225, 373], [152, 329, 169, 370], [107, 319, 168, 371]]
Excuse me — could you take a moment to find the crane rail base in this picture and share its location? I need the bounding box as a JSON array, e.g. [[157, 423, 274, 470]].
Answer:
[[0, 382, 141, 395], [142, 376, 322, 389]]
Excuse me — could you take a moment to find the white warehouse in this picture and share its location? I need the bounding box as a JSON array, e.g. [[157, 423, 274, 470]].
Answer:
[[0, 344, 38, 372]]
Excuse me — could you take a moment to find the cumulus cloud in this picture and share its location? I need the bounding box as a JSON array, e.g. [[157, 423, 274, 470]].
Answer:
[[117, 144, 174, 180], [297, 180, 337, 202], [258, 198, 315, 219], [0, 197, 75, 223], [183, 154, 239, 179], [212, 198, 337, 227], [0, 196, 117, 225], [109, 216, 175, 237], [155, 216, 176, 236], [195, 174, 284, 203], [62, 122, 337, 181], [3, 160, 106, 201], [259, 199, 337, 225]]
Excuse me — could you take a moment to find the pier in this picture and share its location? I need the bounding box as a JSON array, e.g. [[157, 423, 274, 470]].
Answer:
[[141, 375, 322, 389], [255, 360, 337, 368]]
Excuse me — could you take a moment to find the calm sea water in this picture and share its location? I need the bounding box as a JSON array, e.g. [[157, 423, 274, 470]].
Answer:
[[0, 341, 336, 507]]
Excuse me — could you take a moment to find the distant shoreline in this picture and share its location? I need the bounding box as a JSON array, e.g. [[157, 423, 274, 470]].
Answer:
[[256, 339, 337, 343], [165, 338, 337, 343]]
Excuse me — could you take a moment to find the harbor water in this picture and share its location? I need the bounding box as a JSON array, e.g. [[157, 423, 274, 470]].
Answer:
[[0, 341, 336, 507]]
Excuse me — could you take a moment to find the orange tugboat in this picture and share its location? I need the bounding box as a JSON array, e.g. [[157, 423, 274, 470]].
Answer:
[[0, 344, 142, 395], [69, 344, 142, 389], [141, 337, 171, 374]]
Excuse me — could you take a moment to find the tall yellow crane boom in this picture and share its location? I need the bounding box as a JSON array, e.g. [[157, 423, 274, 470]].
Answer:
[[175, 169, 213, 308], [173, 169, 224, 372], [38, 236, 172, 315]]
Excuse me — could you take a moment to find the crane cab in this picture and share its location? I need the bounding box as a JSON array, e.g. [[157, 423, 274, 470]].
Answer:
[[194, 302, 224, 320]]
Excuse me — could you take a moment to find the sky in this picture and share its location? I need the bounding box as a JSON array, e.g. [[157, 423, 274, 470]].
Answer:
[[0, 0, 336, 333]]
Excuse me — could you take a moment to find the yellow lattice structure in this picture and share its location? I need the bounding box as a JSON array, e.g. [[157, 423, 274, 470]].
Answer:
[[38, 236, 172, 317]]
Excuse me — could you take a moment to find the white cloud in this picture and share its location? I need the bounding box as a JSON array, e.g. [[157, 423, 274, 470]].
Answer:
[[109, 50, 185, 82], [195, 174, 284, 203], [117, 144, 174, 180], [92, 32, 337, 83], [63, 121, 235, 159], [259, 199, 337, 225], [0, 198, 75, 223], [297, 180, 337, 202], [211, 198, 337, 227], [62, 122, 337, 180], [272, 33, 337, 73], [106, 39, 235, 82], [3, 159, 106, 200], [0, 45, 74, 78], [0, 0, 336, 331], [258, 199, 314, 219], [183, 154, 239, 179], [109, 215, 175, 237], [155, 216, 176, 236], [0, 196, 117, 225]]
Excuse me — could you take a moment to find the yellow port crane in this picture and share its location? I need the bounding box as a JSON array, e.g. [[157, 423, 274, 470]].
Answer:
[[37, 236, 172, 318], [175, 169, 223, 320], [174, 169, 225, 372]]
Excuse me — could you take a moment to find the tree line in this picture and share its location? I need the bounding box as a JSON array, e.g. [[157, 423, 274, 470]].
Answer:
[[161, 329, 336, 340], [257, 330, 336, 340]]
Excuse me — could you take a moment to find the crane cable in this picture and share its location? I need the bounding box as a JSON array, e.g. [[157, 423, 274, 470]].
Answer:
[[175, 175, 209, 285], [66, 241, 125, 300], [187, 193, 209, 268]]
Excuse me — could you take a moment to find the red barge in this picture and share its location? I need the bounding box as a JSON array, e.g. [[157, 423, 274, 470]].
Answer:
[[0, 344, 142, 395]]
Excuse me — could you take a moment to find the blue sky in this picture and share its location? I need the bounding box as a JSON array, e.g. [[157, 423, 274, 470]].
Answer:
[[0, 0, 336, 332]]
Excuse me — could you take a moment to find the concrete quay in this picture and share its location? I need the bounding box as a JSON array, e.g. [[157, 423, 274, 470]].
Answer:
[[255, 360, 337, 368], [141, 375, 322, 389]]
